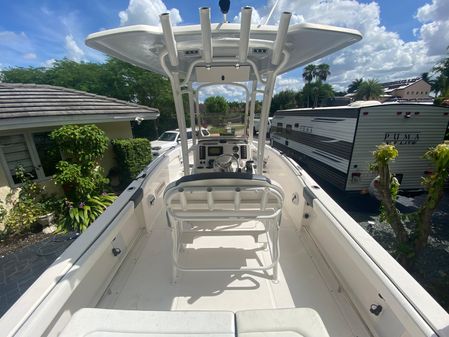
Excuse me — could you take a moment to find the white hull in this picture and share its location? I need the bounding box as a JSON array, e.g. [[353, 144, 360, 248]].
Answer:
[[1, 145, 447, 337]]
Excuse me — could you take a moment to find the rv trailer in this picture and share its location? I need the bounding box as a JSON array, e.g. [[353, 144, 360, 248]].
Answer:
[[270, 102, 449, 192]]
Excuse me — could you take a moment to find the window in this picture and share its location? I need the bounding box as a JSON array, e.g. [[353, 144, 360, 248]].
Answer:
[[187, 131, 192, 139], [32, 132, 61, 177], [277, 123, 283, 128], [286, 124, 292, 134], [0, 131, 60, 186], [294, 123, 299, 128], [0, 134, 37, 184]]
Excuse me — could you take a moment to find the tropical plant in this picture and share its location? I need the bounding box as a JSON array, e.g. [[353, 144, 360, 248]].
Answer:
[[51, 125, 109, 201], [316, 64, 331, 81], [370, 143, 449, 266], [2, 167, 51, 235], [50, 124, 114, 231], [302, 82, 334, 108], [301, 63, 333, 107], [62, 194, 116, 232], [347, 78, 363, 93], [431, 47, 449, 98], [270, 90, 297, 113], [355, 79, 384, 100], [302, 64, 316, 84]]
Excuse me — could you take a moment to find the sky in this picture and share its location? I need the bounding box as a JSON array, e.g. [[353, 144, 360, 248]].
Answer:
[[1, 0, 448, 100]]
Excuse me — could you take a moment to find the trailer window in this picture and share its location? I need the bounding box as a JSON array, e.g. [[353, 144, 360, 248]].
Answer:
[[286, 124, 292, 134], [294, 123, 299, 128]]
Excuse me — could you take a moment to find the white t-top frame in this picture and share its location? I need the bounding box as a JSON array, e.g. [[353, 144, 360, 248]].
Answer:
[[159, 7, 292, 175]]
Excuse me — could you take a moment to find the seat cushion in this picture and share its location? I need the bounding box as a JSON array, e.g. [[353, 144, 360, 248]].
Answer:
[[236, 308, 330, 337], [59, 308, 235, 337]]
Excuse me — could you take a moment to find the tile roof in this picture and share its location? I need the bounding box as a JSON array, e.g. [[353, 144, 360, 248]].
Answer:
[[0, 83, 158, 119]]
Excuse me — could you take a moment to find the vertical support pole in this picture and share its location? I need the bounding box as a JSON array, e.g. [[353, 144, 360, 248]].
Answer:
[[243, 95, 249, 137], [248, 80, 258, 145], [188, 83, 198, 168], [257, 72, 276, 174], [188, 83, 197, 142], [171, 72, 190, 175]]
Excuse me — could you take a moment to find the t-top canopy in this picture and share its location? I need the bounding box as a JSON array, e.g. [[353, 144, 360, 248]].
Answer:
[[86, 6, 362, 176], [86, 18, 361, 83]]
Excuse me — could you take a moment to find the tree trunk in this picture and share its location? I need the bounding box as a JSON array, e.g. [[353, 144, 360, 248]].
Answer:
[[378, 162, 408, 244], [415, 187, 444, 252]]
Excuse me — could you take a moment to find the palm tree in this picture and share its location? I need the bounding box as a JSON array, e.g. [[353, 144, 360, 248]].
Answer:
[[347, 78, 363, 93], [432, 47, 449, 97], [302, 64, 316, 84], [355, 79, 384, 100], [316, 64, 331, 82]]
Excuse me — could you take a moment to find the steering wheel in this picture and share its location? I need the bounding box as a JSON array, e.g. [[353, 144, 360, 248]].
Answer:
[[214, 154, 239, 172]]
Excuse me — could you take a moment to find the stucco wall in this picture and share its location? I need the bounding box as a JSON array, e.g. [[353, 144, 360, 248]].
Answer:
[[0, 121, 133, 228], [395, 80, 431, 100]]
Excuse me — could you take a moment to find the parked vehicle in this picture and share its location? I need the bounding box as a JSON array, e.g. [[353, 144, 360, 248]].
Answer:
[[151, 128, 210, 156], [253, 116, 273, 135], [271, 101, 449, 192]]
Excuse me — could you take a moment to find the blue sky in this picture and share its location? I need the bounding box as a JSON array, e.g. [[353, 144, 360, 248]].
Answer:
[[1, 0, 448, 96]]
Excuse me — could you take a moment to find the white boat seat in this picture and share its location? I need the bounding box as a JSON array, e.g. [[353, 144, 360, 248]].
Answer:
[[164, 172, 284, 282], [59, 308, 235, 337], [236, 308, 330, 337]]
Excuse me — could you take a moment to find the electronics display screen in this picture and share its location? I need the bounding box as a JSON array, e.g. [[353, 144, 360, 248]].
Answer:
[[207, 146, 223, 156]]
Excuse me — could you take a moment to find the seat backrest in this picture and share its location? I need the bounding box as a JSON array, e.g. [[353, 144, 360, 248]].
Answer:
[[164, 173, 284, 220]]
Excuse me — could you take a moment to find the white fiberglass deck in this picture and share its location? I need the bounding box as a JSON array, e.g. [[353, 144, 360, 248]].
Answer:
[[97, 201, 370, 337]]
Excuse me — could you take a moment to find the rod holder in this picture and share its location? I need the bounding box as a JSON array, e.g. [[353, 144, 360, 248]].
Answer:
[[271, 11, 291, 65], [239, 6, 252, 63], [200, 7, 213, 64], [160, 13, 179, 67]]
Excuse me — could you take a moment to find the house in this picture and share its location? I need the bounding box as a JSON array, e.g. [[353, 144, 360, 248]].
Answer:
[[380, 77, 432, 102], [0, 83, 159, 202]]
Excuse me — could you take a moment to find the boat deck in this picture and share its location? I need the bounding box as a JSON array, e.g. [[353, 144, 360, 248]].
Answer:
[[97, 205, 370, 337]]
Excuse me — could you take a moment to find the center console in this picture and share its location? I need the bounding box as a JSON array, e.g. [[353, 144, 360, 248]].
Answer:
[[194, 137, 252, 172]]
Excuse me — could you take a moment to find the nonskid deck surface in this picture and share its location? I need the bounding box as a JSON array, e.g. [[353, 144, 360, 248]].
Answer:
[[97, 207, 368, 336]]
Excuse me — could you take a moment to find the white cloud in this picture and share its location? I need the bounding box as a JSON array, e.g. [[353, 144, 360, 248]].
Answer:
[[119, 0, 182, 26], [42, 58, 56, 68], [65, 34, 85, 62], [0, 31, 32, 52], [275, 75, 302, 93], [244, 0, 447, 93], [233, 8, 263, 25], [23, 52, 37, 60], [198, 84, 249, 103], [415, 0, 449, 56]]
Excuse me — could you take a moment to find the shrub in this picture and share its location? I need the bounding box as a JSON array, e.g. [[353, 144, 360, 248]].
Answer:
[[51, 124, 114, 231], [112, 138, 152, 186], [370, 142, 449, 266], [2, 167, 58, 236], [61, 194, 116, 232], [51, 125, 110, 201]]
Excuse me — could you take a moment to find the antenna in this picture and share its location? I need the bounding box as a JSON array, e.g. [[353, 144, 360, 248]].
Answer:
[[264, 0, 281, 25], [219, 0, 230, 22]]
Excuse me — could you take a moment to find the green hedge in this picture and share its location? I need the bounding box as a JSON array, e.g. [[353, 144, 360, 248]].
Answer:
[[111, 138, 152, 186]]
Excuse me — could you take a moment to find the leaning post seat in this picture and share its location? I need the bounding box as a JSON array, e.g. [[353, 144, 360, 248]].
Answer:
[[163, 172, 284, 282]]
